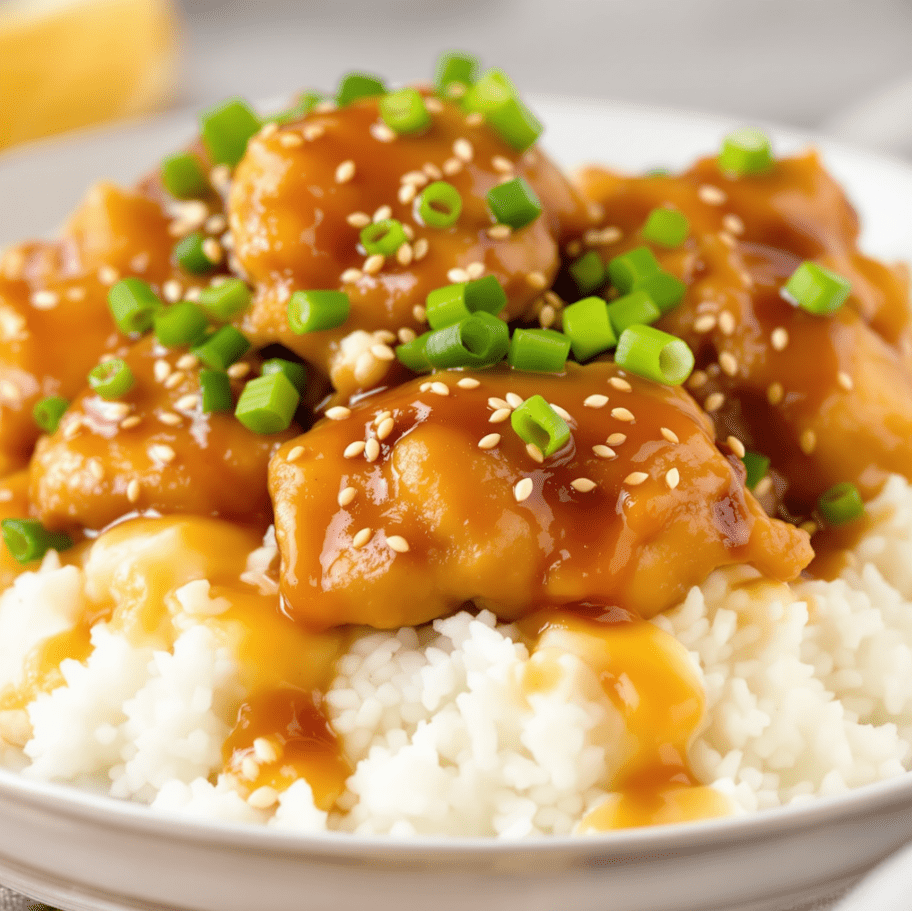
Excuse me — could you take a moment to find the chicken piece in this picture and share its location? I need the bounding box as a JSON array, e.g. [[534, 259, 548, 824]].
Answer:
[[229, 90, 593, 395], [30, 336, 297, 531], [575, 152, 912, 516], [270, 363, 811, 631]]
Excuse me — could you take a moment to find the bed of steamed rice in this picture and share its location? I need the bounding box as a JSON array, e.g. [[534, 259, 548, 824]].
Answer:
[[1, 475, 912, 837]]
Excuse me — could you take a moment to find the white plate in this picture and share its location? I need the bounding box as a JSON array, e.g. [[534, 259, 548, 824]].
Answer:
[[1, 97, 912, 911]]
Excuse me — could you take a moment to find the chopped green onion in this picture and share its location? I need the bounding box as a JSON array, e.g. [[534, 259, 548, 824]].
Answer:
[[510, 394, 570, 457], [261, 358, 307, 393], [607, 246, 660, 294], [199, 369, 233, 413], [360, 219, 407, 256], [782, 262, 851, 315], [107, 278, 161, 335], [614, 325, 694, 386], [508, 328, 571, 373], [569, 251, 607, 294], [741, 452, 770, 490], [1, 518, 73, 564], [435, 51, 479, 97], [192, 326, 251, 370], [607, 291, 662, 336], [635, 270, 687, 314], [88, 358, 134, 399], [198, 279, 252, 321], [268, 91, 323, 126], [719, 128, 774, 177], [485, 176, 542, 230], [461, 69, 542, 152], [379, 88, 430, 134], [424, 312, 510, 369], [160, 152, 209, 200], [395, 334, 433, 372], [287, 290, 350, 333], [174, 232, 216, 275], [154, 301, 209, 348], [818, 482, 864, 526], [335, 72, 386, 107], [645, 167, 670, 177], [466, 274, 508, 315], [417, 181, 462, 228], [426, 275, 507, 328], [562, 296, 617, 362], [32, 396, 68, 434], [200, 98, 261, 168], [642, 208, 690, 248], [235, 372, 300, 434]]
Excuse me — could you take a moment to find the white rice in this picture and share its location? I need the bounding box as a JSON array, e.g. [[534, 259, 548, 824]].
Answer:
[[2, 475, 912, 836]]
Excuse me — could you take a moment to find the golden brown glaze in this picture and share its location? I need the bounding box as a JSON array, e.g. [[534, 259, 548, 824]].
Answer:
[[575, 152, 912, 517], [229, 91, 593, 395], [270, 362, 811, 631], [29, 336, 296, 531]]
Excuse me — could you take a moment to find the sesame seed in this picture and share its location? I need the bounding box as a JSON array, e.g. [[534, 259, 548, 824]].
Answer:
[[489, 408, 511, 423], [466, 261, 485, 280], [424, 98, 443, 113], [98, 265, 120, 285], [723, 214, 745, 235], [837, 371, 854, 391], [704, 392, 725, 413], [341, 268, 363, 283], [227, 363, 250, 379], [412, 239, 429, 261], [344, 441, 366, 458], [457, 377, 480, 389], [99, 401, 131, 422], [611, 407, 635, 422], [527, 272, 547, 290], [335, 160, 356, 184], [352, 528, 372, 548], [771, 327, 789, 351], [514, 478, 534, 502], [539, 304, 556, 328], [87, 458, 105, 481], [443, 158, 463, 176], [177, 354, 198, 371], [63, 418, 82, 439], [377, 417, 395, 440], [423, 163, 442, 180], [571, 478, 597, 493], [799, 429, 817, 454], [550, 404, 572, 422], [766, 383, 784, 405], [373, 205, 392, 223], [488, 396, 510, 410], [447, 267, 470, 283], [372, 123, 396, 143], [487, 224, 512, 240], [364, 438, 381, 462], [608, 377, 632, 392], [718, 311, 736, 335], [387, 535, 410, 553], [240, 757, 260, 780], [454, 138, 474, 161], [660, 427, 679, 444], [398, 183, 418, 205], [253, 738, 279, 764], [148, 444, 176, 465], [31, 290, 59, 309], [287, 445, 305, 462], [202, 238, 223, 263], [374, 410, 392, 424], [430, 381, 450, 397], [625, 472, 649, 486], [478, 433, 501, 450], [694, 314, 717, 333], [465, 111, 484, 126], [592, 445, 616, 459], [755, 476, 774, 498], [505, 392, 524, 409], [398, 327, 417, 344], [279, 132, 304, 148], [0, 380, 20, 402], [727, 435, 746, 458], [688, 370, 708, 389], [164, 371, 185, 390], [664, 467, 680, 489], [158, 412, 182, 426], [492, 155, 514, 173], [371, 343, 396, 361], [303, 123, 325, 141], [588, 202, 605, 221], [719, 231, 737, 248], [205, 215, 227, 234], [347, 212, 371, 228], [402, 171, 428, 186], [126, 479, 141, 503], [719, 352, 739, 376], [364, 254, 385, 274], [584, 394, 609, 409], [67, 287, 86, 301], [210, 165, 231, 191], [120, 416, 141, 430], [163, 280, 182, 303], [338, 486, 357, 507], [698, 185, 727, 205], [526, 443, 544, 463]]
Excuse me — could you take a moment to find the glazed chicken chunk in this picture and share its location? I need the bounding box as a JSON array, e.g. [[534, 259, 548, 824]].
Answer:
[[270, 362, 812, 631]]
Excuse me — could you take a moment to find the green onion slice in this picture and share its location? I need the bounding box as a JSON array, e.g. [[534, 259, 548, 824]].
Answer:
[[33, 396, 68, 434], [268, 91, 324, 126], [1, 518, 73, 564], [199, 369, 233, 413], [192, 326, 251, 370], [607, 291, 662, 336], [395, 334, 433, 373], [160, 152, 209, 200], [818, 482, 864, 526], [360, 219, 407, 257], [108, 278, 162, 335], [261, 358, 307, 393], [154, 301, 209, 348], [235, 372, 300, 434], [741, 451, 770, 490], [485, 176, 542, 230], [88, 358, 134, 399], [174, 232, 216, 275], [335, 72, 386, 107], [614, 325, 694, 386], [417, 181, 462, 228], [562, 296, 617, 362], [200, 98, 261, 168], [719, 128, 774, 177], [642, 207, 690, 247], [424, 312, 510, 369], [379, 88, 430, 134], [461, 69, 542, 152], [569, 251, 607, 294], [510, 394, 570, 457], [287, 290, 350, 333], [636, 269, 687, 314], [198, 279, 252, 321], [426, 275, 507, 329], [508, 328, 571, 373], [435, 51, 479, 97], [782, 262, 851, 315], [607, 246, 661, 294]]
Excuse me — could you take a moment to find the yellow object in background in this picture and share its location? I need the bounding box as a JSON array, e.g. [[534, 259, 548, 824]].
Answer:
[[0, 0, 181, 151]]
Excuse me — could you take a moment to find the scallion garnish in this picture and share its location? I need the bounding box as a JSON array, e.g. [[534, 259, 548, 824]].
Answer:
[[435, 51, 479, 97], [335, 72, 386, 107], [607, 291, 662, 336], [607, 246, 660, 294], [719, 128, 774, 177], [32, 396, 68, 434], [426, 275, 507, 328], [200, 98, 261, 168], [160, 152, 209, 200], [107, 278, 162, 335], [360, 219, 407, 257], [818, 482, 864, 526], [741, 452, 770, 490], [268, 91, 324, 126], [198, 279, 252, 321], [395, 334, 433, 373], [485, 176, 542, 230], [88, 358, 134, 400], [417, 181, 462, 228], [508, 328, 571, 373], [379, 88, 430, 134], [782, 262, 851, 315], [1, 518, 73, 564], [199, 369, 233, 413], [235, 372, 300, 434], [287, 290, 350, 333], [642, 207, 690, 247], [562, 296, 617, 362], [461, 69, 542, 152], [192, 326, 251, 370], [174, 232, 216, 275], [423, 312, 510, 369], [636, 269, 687, 314], [510, 395, 570, 457], [569, 251, 607, 294], [261, 358, 307, 393], [614, 325, 694, 386], [154, 301, 209, 348]]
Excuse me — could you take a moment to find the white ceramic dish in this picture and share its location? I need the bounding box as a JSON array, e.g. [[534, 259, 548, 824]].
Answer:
[[1, 97, 912, 911]]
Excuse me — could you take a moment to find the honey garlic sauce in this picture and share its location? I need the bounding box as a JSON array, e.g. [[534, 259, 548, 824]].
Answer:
[[575, 153, 912, 514], [29, 335, 297, 531], [270, 362, 812, 631], [229, 91, 593, 395], [521, 610, 732, 830]]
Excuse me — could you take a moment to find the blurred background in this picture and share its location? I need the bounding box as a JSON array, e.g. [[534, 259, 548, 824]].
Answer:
[[3, 0, 912, 156]]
